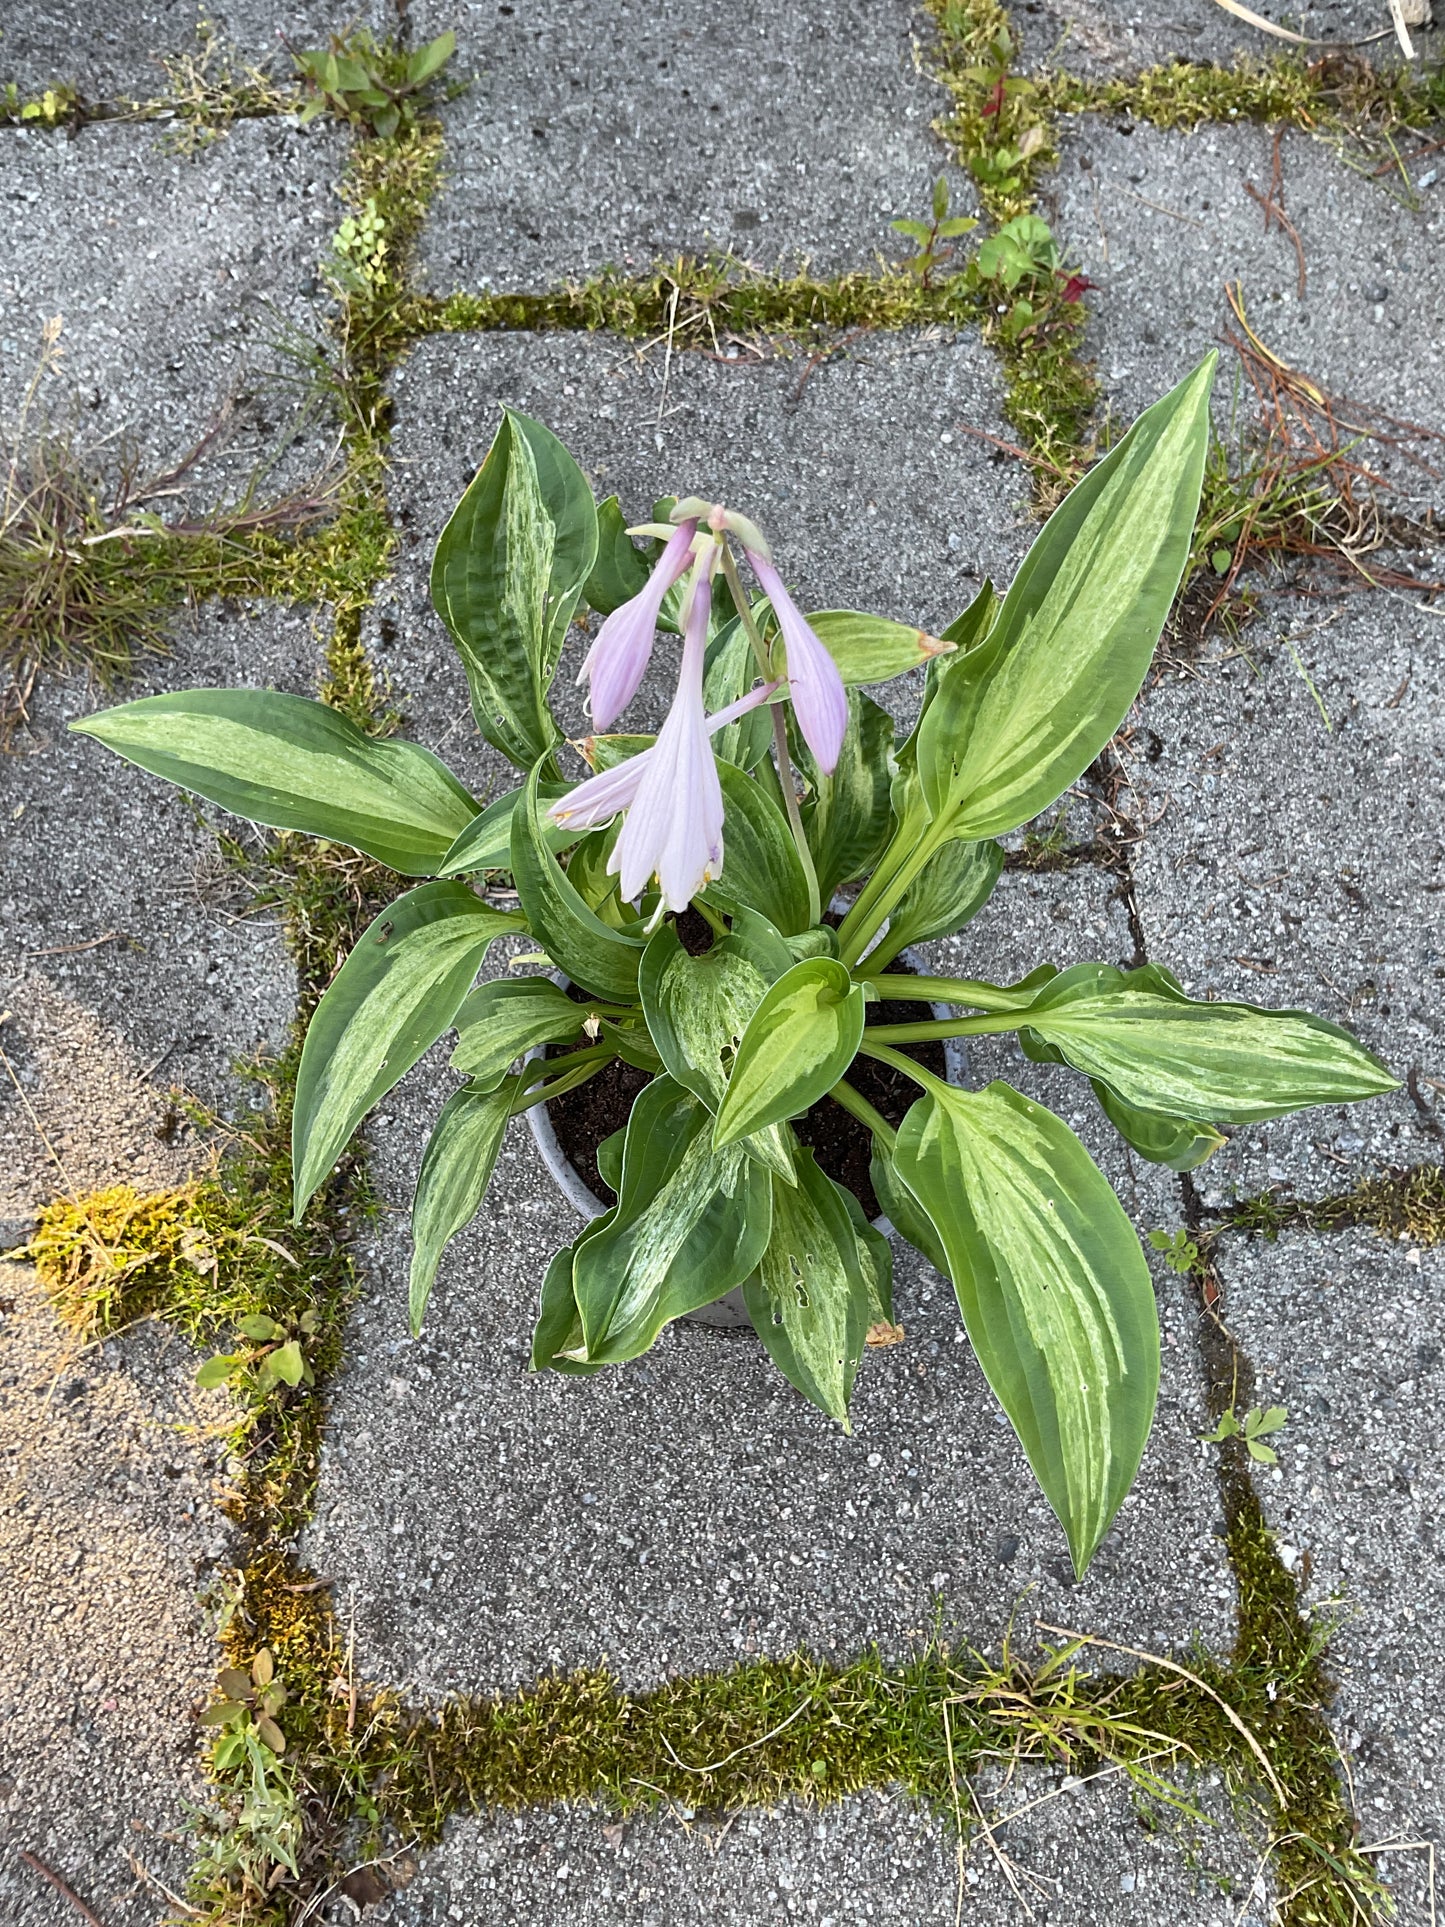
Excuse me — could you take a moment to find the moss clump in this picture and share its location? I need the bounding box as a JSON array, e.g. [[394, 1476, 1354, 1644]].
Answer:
[[1220, 1164, 1445, 1246]]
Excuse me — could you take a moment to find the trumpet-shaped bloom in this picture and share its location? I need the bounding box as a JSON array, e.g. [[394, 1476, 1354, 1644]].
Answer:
[[547, 678, 779, 839], [746, 550, 848, 776], [577, 518, 697, 730]]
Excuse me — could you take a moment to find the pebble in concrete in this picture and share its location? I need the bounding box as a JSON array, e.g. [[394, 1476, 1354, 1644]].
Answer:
[[409, 0, 974, 287], [1218, 1228, 1444, 1926], [0, 118, 344, 512], [1128, 595, 1443, 1199], [1046, 122, 1445, 510], [303, 867, 1233, 1702]]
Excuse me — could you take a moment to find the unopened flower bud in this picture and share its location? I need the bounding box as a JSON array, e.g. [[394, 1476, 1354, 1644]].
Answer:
[[720, 508, 771, 560]]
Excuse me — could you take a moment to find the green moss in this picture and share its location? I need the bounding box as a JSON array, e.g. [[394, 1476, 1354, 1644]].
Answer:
[[1218, 1164, 1445, 1246]]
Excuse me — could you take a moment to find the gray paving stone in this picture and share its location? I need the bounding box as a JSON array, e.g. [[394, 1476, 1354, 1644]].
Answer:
[[0, 1263, 233, 1927], [1045, 121, 1445, 511], [0, 2, 391, 101], [303, 866, 1231, 1703], [1012, 0, 1442, 77], [1126, 594, 1443, 1200], [410, 0, 973, 288], [376, 326, 1033, 802], [355, 1774, 1260, 1927], [0, 603, 311, 1237], [0, 117, 344, 515], [1218, 1227, 1444, 1925]]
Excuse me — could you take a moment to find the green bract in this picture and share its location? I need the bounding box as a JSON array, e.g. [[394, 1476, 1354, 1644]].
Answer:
[[74, 358, 1399, 1574]]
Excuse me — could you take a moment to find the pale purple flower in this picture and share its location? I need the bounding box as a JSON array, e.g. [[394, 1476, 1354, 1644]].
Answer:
[[610, 567, 720, 913], [576, 518, 698, 730], [746, 551, 848, 777]]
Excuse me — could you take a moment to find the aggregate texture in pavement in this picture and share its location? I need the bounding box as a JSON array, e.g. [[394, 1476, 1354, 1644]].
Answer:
[[0, 2, 392, 102], [0, 601, 310, 1245], [1044, 121, 1445, 510], [353, 1775, 1263, 1927], [1219, 1229, 1445, 1927], [0, 117, 344, 515], [303, 861, 1233, 1700], [1128, 595, 1444, 1200], [1010, 0, 1442, 77], [375, 326, 1034, 801], [0, 1262, 236, 1927], [409, 0, 976, 289]]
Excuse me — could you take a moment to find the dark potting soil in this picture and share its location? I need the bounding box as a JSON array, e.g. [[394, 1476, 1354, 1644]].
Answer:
[[544, 938, 946, 1219]]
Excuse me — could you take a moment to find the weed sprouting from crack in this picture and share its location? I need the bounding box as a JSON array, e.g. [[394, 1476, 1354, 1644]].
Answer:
[[1211, 1163, 1445, 1247]]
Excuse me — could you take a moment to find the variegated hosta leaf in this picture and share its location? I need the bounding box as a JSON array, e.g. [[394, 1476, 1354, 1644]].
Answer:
[[430, 408, 598, 770], [450, 977, 587, 1089], [409, 1078, 516, 1332], [436, 781, 573, 875], [879, 836, 1003, 962], [797, 611, 955, 685], [531, 1244, 607, 1376], [916, 355, 1215, 840], [72, 689, 480, 876], [1091, 1081, 1226, 1172], [713, 958, 866, 1150], [892, 1078, 1159, 1575], [571, 1077, 772, 1363], [292, 883, 524, 1221], [700, 759, 812, 937], [510, 760, 644, 1002], [743, 1150, 874, 1427], [1017, 962, 1398, 1122], [638, 923, 795, 1181]]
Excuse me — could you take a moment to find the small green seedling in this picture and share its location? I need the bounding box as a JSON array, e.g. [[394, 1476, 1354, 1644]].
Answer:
[[1147, 1227, 1201, 1275], [289, 28, 457, 139], [891, 176, 978, 289], [200, 1648, 288, 1760], [976, 214, 1060, 291], [1202, 1404, 1289, 1464], [197, 1310, 318, 1396]]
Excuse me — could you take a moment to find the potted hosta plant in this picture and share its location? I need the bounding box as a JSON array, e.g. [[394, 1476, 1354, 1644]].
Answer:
[[74, 353, 1397, 1575]]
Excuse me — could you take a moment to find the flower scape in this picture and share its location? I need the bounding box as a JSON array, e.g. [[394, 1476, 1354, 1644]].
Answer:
[[74, 354, 1397, 1575]]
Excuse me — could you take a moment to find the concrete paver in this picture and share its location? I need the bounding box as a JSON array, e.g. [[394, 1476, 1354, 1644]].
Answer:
[[409, 0, 974, 288], [1219, 1228, 1445, 1926], [1046, 121, 1445, 510], [1128, 595, 1443, 1199], [1011, 0, 1442, 78], [1, 118, 344, 514]]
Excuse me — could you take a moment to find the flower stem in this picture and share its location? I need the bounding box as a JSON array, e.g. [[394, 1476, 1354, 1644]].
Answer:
[[719, 540, 822, 928]]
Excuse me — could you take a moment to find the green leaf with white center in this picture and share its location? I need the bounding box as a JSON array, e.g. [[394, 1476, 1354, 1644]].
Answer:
[[917, 356, 1215, 839], [408, 1077, 516, 1333], [71, 690, 480, 875], [436, 781, 574, 875], [880, 836, 1003, 961], [891, 1077, 1160, 1575], [713, 957, 866, 1150], [796, 692, 896, 904], [291, 882, 521, 1220], [638, 923, 795, 1181], [793, 611, 955, 686], [510, 760, 645, 1003], [430, 408, 598, 770], [531, 1243, 607, 1375], [742, 1150, 873, 1427], [571, 1076, 772, 1362], [449, 977, 588, 1088], [1016, 962, 1398, 1122], [700, 758, 811, 937]]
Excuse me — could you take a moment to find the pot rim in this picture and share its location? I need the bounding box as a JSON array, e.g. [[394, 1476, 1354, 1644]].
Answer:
[[524, 944, 967, 1232]]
